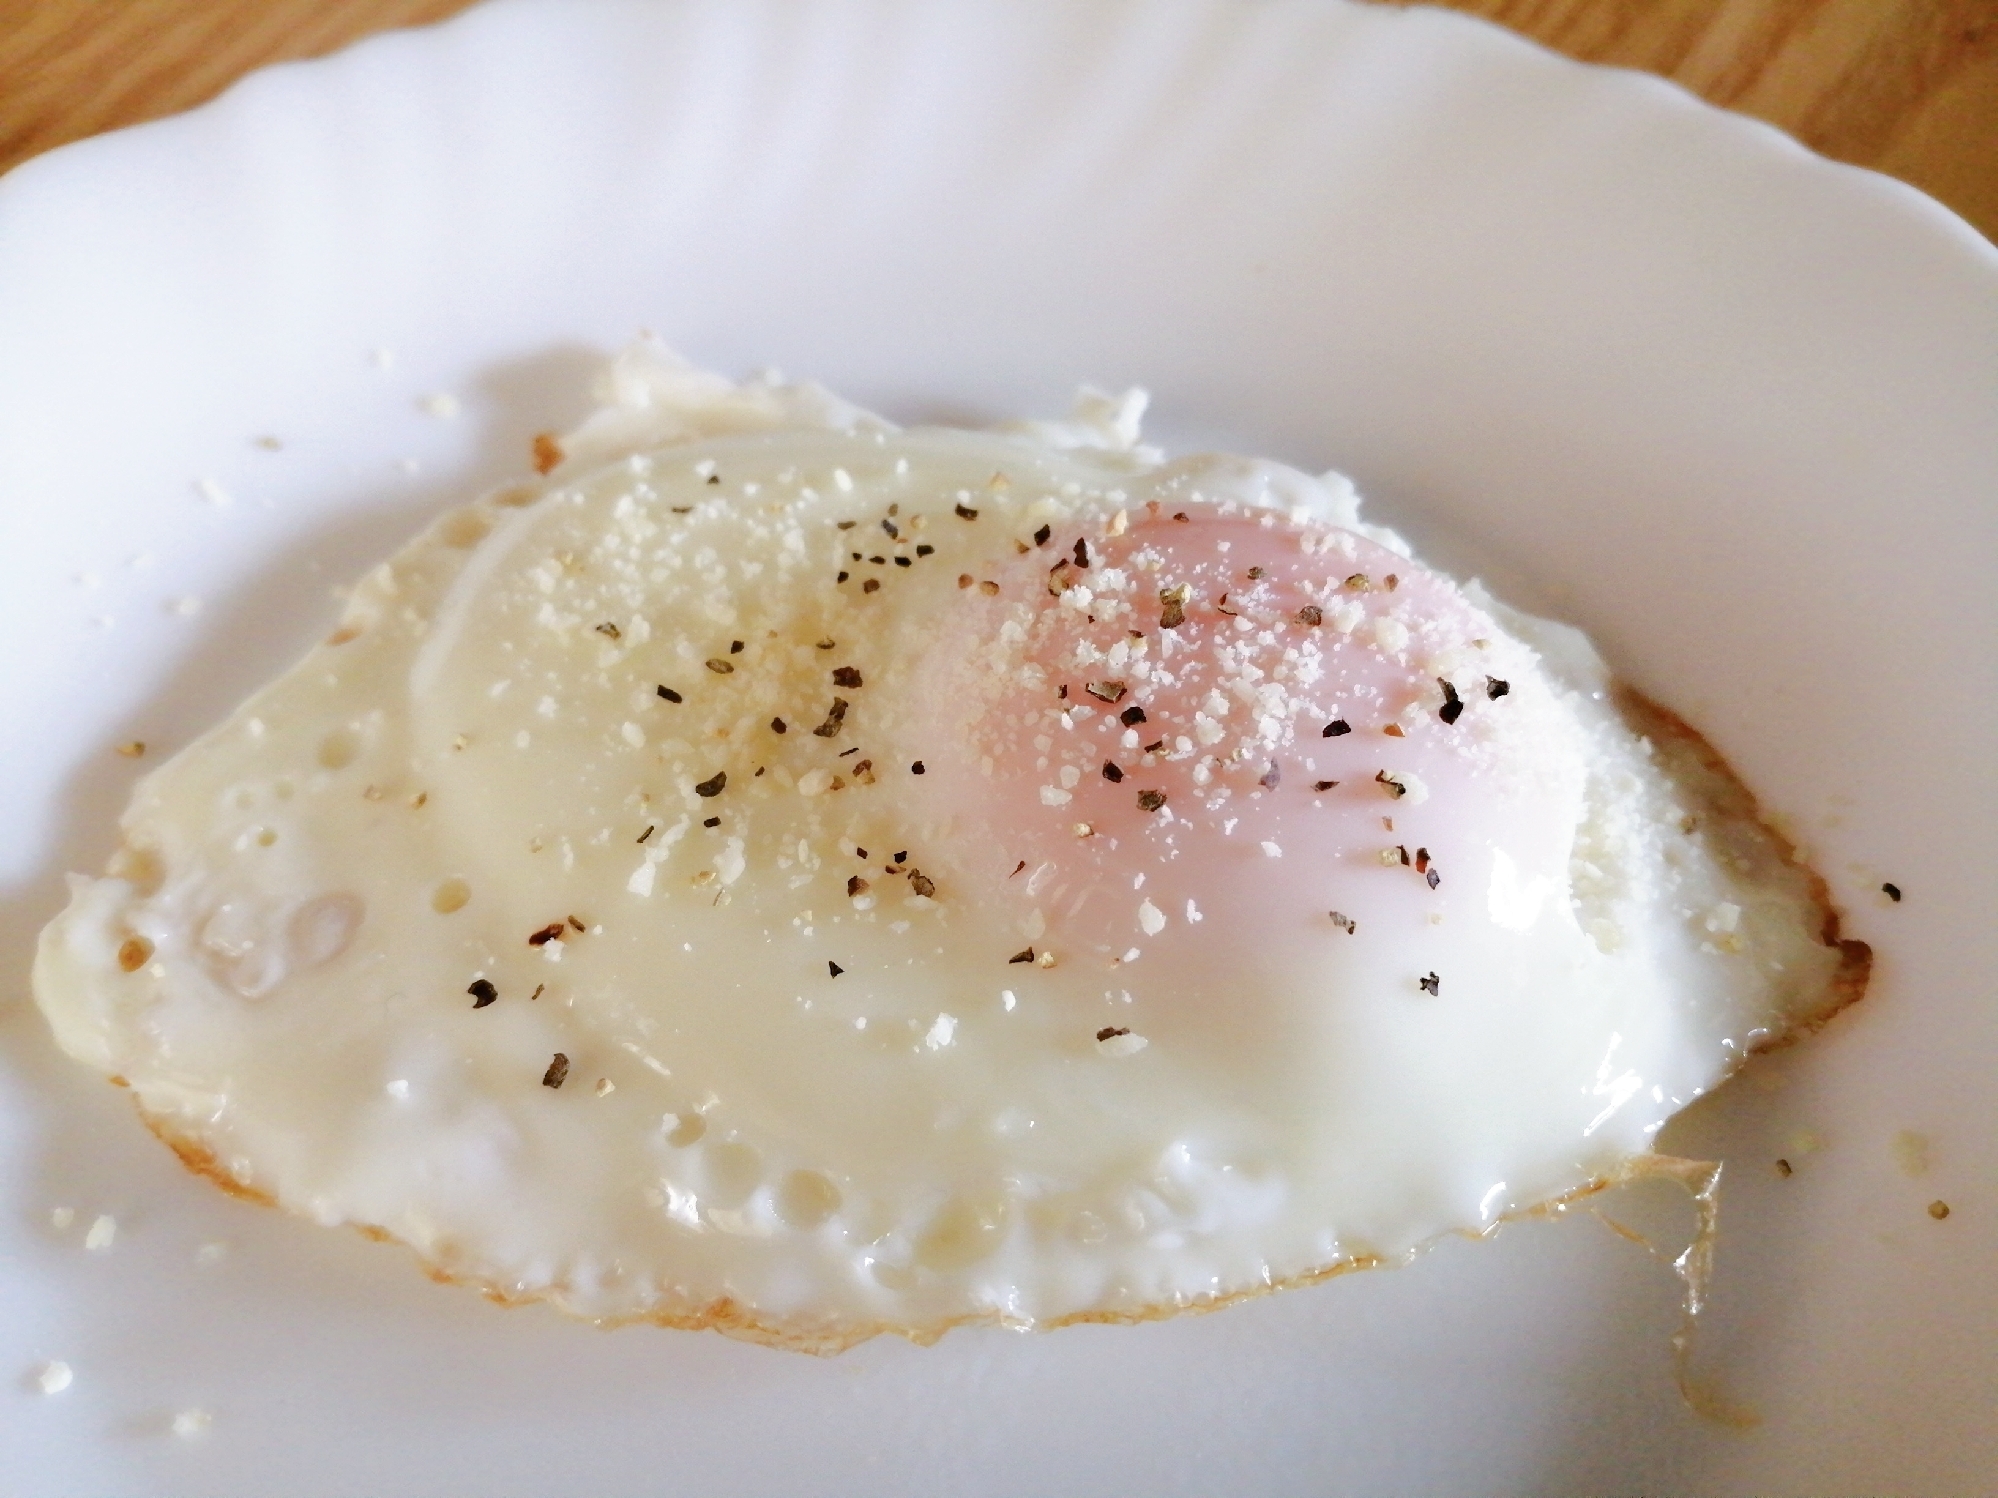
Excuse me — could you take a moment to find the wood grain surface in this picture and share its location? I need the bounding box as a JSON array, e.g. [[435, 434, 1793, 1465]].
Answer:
[[1, 0, 1993, 243]]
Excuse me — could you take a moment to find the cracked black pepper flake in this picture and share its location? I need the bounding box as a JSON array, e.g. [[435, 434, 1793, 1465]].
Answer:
[[832, 666, 863, 688], [706, 473, 720, 485], [1295, 605, 1322, 627], [595, 622, 621, 640], [1438, 678, 1464, 724], [729, 639, 744, 654], [705, 658, 734, 674], [853, 760, 875, 783], [836, 571, 850, 583], [1418, 972, 1440, 996], [1394, 844, 1411, 865], [1172, 511, 1189, 522], [909, 870, 937, 898], [637, 824, 656, 844], [771, 717, 788, 734], [869, 555, 886, 565], [910, 760, 926, 775], [1486, 676, 1510, 699], [881, 518, 899, 538], [1246, 565, 1265, 579], [1033, 524, 1052, 546], [657, 686, 683, 703], [1009, 860, 1026, 877], [528, 923, 566, 947], [893, 851, 908, 863], [1143, 739, 1165, 754], [836, 520, 857, 530], [1215, 594, 1238, 616], [829, 961, 844, 978], [848, 876, 870, 897], [955, 502, 979, 520], [1073, 537, 1090, 568], [812, 699, 850, 738], [862, 578, 881, 594], [1136, 789, 1167, 812], [1010, 948, 1036, 964], [703, 816, 721, 828], [1260, 761, 1282, 789], [1119, 705, 1146, 726], [1085, 679, 1127, 703], [1096, 1026, 1130, 1042], [1313, 780, 1338, 791], [568, 915, 585, 932], [1102, 761, 1125, 783], [916, 543, 934, 557], [529, 984, 544, 1001], [1329, 912, 1355, 934], [1322, 719, 1351, 737], [542, 1054, 570, 1089], [1883, 882, 1902, 902], [468, 978, 499, 1008], [1159, 584, 1189, 630], [1414, 847, 1431, 873], [838, 745, 860, 757], [894, 555, 912, 567], [695, 770, 728, 797]]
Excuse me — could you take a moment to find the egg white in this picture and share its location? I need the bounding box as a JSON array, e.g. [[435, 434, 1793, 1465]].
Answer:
[[33, 344, 1863, 1347]]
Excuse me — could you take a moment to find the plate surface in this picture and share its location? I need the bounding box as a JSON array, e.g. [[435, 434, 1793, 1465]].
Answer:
[[1, 2, 1992, 1493]]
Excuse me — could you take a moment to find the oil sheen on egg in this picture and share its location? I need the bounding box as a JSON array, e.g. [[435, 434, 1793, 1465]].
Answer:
[[34, 345, 1866, 1349]]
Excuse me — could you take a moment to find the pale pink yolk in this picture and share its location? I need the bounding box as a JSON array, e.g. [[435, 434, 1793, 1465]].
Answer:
[[907, 504, 1578, 1004]]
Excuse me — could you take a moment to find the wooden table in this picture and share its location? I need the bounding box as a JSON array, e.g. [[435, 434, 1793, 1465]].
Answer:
[[2, 0, 1993, 243]]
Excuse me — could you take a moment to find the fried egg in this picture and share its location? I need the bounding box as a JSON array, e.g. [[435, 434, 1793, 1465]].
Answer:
[[33, 343, 1866, 1350]]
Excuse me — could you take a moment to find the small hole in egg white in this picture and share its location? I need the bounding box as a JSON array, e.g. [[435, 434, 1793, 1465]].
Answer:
[[317, 727, 361, 771], [775, 1170, 841, 1230]]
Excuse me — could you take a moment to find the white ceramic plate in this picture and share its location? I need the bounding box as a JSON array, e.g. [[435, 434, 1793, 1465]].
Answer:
[[2, 2, 1992, 1492]]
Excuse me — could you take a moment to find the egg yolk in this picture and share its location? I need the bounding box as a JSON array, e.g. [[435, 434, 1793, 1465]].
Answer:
[[909, 505, 1583, 997]]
